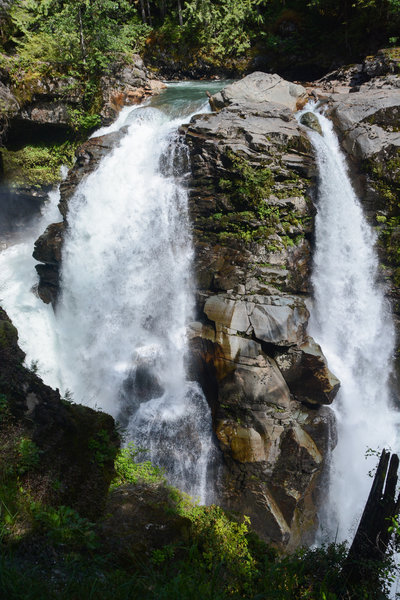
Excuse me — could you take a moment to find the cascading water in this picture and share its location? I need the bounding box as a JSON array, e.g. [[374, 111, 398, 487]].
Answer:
[[0, 180, 65, 389], [302, 106, 399, 542], [0, 83, 225, 504]]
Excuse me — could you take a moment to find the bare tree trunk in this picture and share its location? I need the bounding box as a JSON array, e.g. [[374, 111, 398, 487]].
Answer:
[[146, 0, 152, 26], [342, 450, 400, 593], [177, 0, 183, 26], [78, 6, 86, 64], [139, 0, 147, 24]]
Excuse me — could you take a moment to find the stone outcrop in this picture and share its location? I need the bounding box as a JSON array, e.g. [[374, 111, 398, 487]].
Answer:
[[100, 56, 166, 124], [0, 307, 119, 519], [327, 89, 400, 160], [33, 129, 126, 304], [211, 72, 308, 112], [183, 72, 339, 548], [0, 56, 165, 141]]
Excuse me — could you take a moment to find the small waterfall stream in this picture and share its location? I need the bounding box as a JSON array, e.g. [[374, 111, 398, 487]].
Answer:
[[0, 82, 224, 503], [302, 107, 400, 542]]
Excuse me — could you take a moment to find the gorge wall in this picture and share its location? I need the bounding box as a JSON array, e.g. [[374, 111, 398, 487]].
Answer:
[[4, 58, 400, 550]]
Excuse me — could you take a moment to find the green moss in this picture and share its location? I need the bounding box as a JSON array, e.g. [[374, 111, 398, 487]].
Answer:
[[1, 141, 77, 188], [219, 150, 274, 216]]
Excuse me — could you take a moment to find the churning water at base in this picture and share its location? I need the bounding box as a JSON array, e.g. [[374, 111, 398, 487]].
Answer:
[[303, 108, 399, 542], [0, 83, 224, 503]]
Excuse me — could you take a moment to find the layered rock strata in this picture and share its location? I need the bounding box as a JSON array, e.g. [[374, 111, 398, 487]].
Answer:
[[183, 73, 339, 548]]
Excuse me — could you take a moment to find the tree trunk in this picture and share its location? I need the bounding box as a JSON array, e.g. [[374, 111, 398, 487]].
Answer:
[[139, 0, 147, 24], [78, 6, 86, 64], [342, 449, 400, 591], [146, 0, 152, 26], [177, 0, 183, 26]]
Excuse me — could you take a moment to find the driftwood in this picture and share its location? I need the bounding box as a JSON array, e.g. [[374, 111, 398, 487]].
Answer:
[[342, 449, 400, 588]]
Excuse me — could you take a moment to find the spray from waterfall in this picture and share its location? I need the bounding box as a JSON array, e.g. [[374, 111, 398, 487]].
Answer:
[[301, 106, 399, 542], [0, 83, 225, 504]]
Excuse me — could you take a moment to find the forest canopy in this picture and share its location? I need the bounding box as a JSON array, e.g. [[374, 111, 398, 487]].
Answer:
[[1, 0, 400, 80]]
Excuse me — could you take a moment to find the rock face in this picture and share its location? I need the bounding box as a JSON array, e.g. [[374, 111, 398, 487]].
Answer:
[[33, 129, 126, 304], [184, 73, 339, 548], [100, 56, 166, 124], [31, 71, 339, 548], [0, 80, 19, 143], [0, 56, 165, 143], [0, 307, 119, 519]]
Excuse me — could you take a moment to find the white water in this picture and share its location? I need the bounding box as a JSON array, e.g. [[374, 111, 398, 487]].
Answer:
[[0, 179, 65, 389], [303, 108, 399, 542], [0, 83, 222, 503]]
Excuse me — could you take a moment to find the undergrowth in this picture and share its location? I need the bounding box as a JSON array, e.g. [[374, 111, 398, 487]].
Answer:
[[1, 441, 397, 599]]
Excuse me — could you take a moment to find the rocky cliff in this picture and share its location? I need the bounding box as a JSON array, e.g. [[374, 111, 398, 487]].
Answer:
[[182, 72, 339, 548], [0, 56, 165, 242]]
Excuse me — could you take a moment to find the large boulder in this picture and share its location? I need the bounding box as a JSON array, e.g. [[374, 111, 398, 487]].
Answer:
[[211, 72, 308, 112], [328, 89, 400, 159], [100, 56, 166, 124]]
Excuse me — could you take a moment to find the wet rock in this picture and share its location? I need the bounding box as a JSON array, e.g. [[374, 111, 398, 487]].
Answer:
[[300, 112, 322, 135], [275, 337, 340, 405]]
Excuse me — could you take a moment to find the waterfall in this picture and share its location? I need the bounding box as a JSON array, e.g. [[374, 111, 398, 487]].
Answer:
[[0, 83, 224, 504], [0, 181, 64, 390], [303, 108, 399, 542]]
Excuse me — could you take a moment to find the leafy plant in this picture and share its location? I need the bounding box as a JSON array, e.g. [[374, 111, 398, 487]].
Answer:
[[111, 442, 164, 488], [16, 438, 40, 475], [32, 504, 97, 549]]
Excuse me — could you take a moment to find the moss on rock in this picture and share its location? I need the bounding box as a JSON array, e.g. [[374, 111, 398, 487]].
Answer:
[[1, 141, 77, 188]]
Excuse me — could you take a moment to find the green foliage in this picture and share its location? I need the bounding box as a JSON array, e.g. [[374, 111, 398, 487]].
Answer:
[[111, 442, 165, 488], [68, 107, 101, 133], [32, 504, 97, 549], [1, 141, 77, 187], [186, 505, 257, 594], [88, 429, 116, 468], [9, 0, 150, 75], [16, 437, 40, 475]]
